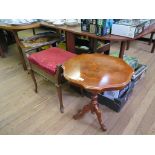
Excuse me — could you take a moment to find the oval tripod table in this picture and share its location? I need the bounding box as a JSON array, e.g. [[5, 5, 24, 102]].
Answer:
[[63, 54, 134, 131]]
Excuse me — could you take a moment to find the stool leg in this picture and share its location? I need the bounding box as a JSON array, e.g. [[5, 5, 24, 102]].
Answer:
[[56, 85, 64, 113], [29, 69, 38, 93], [55, 65, 64, 113]]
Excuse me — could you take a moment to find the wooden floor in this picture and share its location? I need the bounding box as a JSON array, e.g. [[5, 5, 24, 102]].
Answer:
[[0, 36, 155, 134]]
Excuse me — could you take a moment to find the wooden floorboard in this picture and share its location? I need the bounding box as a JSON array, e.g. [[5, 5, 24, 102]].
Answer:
[[0, 36, 155, 134]]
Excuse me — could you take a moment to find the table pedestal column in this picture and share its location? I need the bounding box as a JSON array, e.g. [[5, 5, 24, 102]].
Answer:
[[73, 93, 107, 131]]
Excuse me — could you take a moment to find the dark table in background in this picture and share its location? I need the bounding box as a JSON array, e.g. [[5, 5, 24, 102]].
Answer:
[[41, 22, 155, 58], [0, 22, 155, 60]]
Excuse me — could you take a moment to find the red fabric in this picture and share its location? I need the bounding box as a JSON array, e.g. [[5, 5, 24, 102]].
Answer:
[[28, 47, 76, 75]]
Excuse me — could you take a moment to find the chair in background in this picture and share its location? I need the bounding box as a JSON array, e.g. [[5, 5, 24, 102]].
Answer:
[[27, 47, 76, 113], [96, 42, 111, 54]]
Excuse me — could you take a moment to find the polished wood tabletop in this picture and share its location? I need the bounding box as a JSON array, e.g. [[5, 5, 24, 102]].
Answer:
[[63, 54, 134, 93], [63, 53, 134, 131]]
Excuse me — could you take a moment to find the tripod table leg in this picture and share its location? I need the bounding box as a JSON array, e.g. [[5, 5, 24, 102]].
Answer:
[[73, 93, 107, 131]]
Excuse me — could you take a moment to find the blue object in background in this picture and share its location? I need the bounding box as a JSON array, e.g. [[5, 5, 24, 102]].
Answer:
[[102, 19, 114, 35]]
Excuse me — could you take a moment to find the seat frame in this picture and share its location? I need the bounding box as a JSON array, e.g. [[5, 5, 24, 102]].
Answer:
[[27, 55, 65, 113]]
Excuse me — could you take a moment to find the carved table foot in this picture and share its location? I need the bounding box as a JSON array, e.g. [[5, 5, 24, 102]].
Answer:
[[73, 104, 90, 119], [93, 105, 107, 131], [73, 93, 107, 131]]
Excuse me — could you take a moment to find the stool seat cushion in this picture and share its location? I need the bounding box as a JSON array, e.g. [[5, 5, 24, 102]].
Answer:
[[28, 47, 76, 75]]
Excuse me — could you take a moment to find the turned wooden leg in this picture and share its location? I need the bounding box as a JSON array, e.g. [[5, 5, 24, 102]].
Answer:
[[91, 95, 107, 131], [73, 104, 90, 119], [56, 85, 64, 113], [73, 93, 106, 131], [29, 69, 38, 93]]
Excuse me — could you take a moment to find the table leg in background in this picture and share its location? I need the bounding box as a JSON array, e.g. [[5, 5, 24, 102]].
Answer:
[[65, 31, 75, 53], [104, 40, 110, 55], [126, 41, 130, 50], [89, 38, 97, 52], [119, 41, 126, 58], [151, 40, 155, 53], [149, 32, 154, 45]]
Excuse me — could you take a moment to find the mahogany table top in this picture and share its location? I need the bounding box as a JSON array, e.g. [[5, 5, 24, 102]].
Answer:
[[63, 54, 134, 93]]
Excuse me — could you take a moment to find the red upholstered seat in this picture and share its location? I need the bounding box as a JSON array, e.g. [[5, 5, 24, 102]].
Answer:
[[28, 47, 76, 75]]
